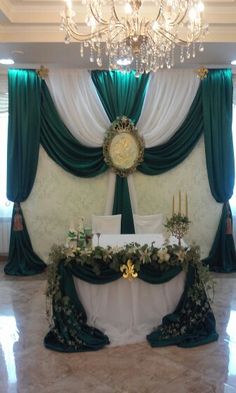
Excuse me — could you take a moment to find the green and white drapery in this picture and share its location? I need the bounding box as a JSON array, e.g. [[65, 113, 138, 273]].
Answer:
[[4, 68, 236, 275], [46, 69, 200, 216]]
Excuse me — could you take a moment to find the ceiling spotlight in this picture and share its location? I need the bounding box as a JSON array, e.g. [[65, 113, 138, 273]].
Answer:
[[231, 60, 236, 65], [0, 58, 15, 65]]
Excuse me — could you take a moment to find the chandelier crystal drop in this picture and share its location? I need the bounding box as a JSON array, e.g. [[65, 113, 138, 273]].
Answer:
[[60, 0, 208, 74]]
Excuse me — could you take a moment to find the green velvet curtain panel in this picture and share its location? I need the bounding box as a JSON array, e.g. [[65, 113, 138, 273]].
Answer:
[[40, 81, 108, 178], [5, 205, 47, 276], [44, 261, 218, 352], [202, 69, 236, 272], [91, 70, 150, 124], [7, 69, 41, 202], [91, 70, 150, 233], [112, 177, 135, 234], [5, 69, 46, 275]]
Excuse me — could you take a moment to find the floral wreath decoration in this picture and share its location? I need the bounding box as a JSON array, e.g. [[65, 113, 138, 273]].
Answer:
[[103, 116, 144, 177]]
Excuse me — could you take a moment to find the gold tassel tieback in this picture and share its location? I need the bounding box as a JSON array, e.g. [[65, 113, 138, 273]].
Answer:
[[13, 203, 23, 231], [226, 216, 232, 235], [226, 202, 232, 235]]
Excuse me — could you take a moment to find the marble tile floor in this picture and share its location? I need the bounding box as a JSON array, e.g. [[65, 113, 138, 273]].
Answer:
[[0, 263, 236, 393]]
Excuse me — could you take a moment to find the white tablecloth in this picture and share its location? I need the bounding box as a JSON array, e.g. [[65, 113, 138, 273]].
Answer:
[[93, 233, 165, 248], [74, 234, 185, 346]]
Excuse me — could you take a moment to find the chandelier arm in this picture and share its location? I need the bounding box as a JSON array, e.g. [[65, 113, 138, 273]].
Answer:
[[168, 7, 189, 27], [154, 4, 162, 21], [151, 27, 200, 46], [166, 27, 203, 44], [153, 29, 187, 45], [112, 3, 122, 23], [109, 26, 127, 43], [89, 3, 110, 25], [157, 0, 189, 27], [66, 25, 110, 42]]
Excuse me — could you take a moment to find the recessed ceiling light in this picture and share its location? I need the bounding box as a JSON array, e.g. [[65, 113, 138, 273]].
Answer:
[[231, 60, 236, 65], [11, 50, 24, 55], [0, 58, 15, 65]]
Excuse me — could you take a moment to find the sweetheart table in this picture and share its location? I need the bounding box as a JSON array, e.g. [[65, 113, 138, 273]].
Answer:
[[44, 235, 218, 352]]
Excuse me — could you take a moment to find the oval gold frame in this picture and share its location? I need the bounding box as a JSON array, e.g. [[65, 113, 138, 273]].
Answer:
[[103, 116, 144, 177]]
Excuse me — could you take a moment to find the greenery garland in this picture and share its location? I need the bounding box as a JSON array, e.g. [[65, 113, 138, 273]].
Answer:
[[47, 242, 213, 305]]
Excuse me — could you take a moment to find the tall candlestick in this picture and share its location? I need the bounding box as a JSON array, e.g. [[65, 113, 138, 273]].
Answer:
[[185, 193, 188, 217], [179, 190, 181, 214], [172, 195, 175, 216]]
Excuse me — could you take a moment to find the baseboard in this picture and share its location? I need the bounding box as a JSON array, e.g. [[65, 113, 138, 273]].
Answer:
[[0, 254, 8, 262]]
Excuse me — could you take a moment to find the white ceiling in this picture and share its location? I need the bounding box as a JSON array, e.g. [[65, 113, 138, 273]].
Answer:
[[0, 0, 236, 70]]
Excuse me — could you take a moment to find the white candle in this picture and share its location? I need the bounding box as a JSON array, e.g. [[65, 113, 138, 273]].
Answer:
[[185, 193, 188, 217], [179, 190, 181, 214]]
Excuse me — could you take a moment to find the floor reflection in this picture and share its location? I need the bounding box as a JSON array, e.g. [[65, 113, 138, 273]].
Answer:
[[1, 266, 236, 392], [0, 315, 19, 385], [225, 309, 236, 388]]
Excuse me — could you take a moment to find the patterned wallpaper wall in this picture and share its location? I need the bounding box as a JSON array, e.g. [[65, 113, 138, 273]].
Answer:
[[22, 135, 222, 262]]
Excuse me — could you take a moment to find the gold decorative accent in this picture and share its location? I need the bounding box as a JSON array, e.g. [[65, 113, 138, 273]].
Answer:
[[103, 116, 144, 177], [196, 67, 208, 80], [36, 65, 49, 79], [120, 259, 138, 280]]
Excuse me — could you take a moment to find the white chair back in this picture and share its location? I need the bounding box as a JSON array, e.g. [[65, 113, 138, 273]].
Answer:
[[92, 214, 122, 234], [133, 213, 163, 234]]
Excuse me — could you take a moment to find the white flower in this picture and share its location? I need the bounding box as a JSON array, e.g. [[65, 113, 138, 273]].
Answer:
[[64, 248, 75, 258], [174, 249, 186, 262], [157, 247, 170, 263]]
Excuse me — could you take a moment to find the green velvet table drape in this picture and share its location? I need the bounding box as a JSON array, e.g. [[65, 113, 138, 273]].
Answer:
[[5, 69, 46, 275], [44, 255, 218, 352]]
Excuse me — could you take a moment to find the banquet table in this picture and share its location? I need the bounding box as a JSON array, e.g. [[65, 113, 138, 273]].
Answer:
[[44, 234, 218, 353], [77, 233, 185, 346]]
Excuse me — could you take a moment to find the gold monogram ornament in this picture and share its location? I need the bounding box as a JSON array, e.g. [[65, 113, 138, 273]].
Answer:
[[120, 259, 138, 280], [103, 116, 144, 177]]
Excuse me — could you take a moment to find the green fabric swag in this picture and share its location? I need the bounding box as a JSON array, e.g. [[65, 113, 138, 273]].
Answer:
[[40, 80, 108, 178], [138, 86, 204, 175], [202, 69, 236, 272], [44, 260, 218, 352], [5, 69, 46, 276], [91, 70, 150, 234]]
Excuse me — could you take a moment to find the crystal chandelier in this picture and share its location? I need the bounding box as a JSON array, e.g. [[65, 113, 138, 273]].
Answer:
[[60, 0, 208, 74]]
